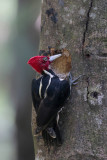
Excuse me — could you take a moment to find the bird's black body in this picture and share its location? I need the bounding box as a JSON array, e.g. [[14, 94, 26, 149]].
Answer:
[[32, 69, 70, 146]]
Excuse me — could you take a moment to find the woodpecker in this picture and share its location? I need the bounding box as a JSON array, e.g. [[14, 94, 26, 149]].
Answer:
[[27, 53, 80, 146]]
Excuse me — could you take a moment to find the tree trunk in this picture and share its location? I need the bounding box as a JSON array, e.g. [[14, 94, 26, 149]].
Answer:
[[32, 0, 107, 159]]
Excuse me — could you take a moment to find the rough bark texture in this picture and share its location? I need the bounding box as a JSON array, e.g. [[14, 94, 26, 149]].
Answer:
[[32, 0, 107, 159]]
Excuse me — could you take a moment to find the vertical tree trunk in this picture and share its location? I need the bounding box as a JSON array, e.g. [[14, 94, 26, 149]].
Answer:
[[32, 0, 107, 159]]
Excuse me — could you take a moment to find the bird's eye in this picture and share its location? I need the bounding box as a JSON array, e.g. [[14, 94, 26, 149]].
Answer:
[[43, 57, 48, 62]]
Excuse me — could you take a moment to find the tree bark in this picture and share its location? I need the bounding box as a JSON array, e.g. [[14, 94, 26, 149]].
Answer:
[[32, 0, 107, 159]]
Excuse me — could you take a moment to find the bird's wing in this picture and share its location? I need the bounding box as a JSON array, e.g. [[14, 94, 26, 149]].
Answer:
[[36, 79, 70, 129], [36, 87, 60, 129]]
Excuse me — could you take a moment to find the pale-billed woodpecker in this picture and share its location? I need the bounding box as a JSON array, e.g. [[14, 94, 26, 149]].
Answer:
[[27, 52, 80, 146]]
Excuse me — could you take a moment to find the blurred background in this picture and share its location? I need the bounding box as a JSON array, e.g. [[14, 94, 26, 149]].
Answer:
[[0, 0, 41, 160]]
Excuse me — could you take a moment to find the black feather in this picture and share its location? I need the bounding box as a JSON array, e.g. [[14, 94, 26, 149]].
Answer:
[[31, 69, 70, 146]]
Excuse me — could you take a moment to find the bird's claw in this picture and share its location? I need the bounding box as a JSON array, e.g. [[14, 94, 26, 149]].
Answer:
[[69, 73, 84, 85], [35, 126, 42, 135], [46, 127, 56, 138]]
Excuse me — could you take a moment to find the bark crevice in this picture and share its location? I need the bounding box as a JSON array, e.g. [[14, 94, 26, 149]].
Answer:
[[82, 0, 94, 55], [86, 77, 90, 103]]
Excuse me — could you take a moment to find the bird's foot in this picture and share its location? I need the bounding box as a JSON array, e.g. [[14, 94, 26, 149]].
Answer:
[[46, 127, 56, 138], [69, 73, 84, 85], [35, 126, 42, 135]]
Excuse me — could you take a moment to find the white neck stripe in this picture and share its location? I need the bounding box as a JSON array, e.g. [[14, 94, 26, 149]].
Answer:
[[39, 70, 54, 99], [44, 76, 52, 98], [43, 70, 54, 98], [39, 78, 43, 98], [43, 70, 54, 78]]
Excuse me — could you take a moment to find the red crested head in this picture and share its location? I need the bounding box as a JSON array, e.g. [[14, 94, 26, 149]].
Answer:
[[27, 56, 50, 74], [27, 54, 62, 74]]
